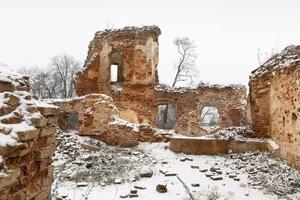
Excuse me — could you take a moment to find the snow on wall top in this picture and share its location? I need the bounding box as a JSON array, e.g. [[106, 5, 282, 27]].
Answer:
[[251, 45, 300, 79], [94, 25, 161, 40], [77, 25, 161, 76], [0, 68, 56, 149], [155, 83, 246, 94], [0, 66, 30, 92]]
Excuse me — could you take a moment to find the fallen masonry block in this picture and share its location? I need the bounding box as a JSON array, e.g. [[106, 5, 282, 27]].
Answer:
[[210, 175, 223, 181], [76, 182, 88, 187], [130, 190, 137, 194], [205, 173, 214, 177], [210, 166, 221, 172], [139, 167, 153, 178], [156, 184, 167, 193], [228, 174, 237, 178], [199, 168, 208, 173], [129, 194, 138, 198], [134, 185, 146, 190], [164, 172, 177, 177]]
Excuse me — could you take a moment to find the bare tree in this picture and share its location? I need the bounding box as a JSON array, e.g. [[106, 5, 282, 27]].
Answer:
[[171, 37, 197, 87], [257, 47, 278, 66], [19, 67, 59, 98], [162, 37, 198, 128], [50, 54, 81, 98], [19, 54, 81, 99]]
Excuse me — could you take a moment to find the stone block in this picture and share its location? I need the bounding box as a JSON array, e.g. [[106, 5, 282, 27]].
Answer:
[[34, 145, 56, 160], [4, 93, 20, 106], [39, 126, 56, 137], [31, 118, 47, 128], [37, 107, 58, 116], [46, 116, 58, 125], [16, 129, 40, 141]]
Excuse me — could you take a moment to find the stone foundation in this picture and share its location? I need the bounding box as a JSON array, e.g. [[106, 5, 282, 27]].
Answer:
[[169, 137, 271, 155]]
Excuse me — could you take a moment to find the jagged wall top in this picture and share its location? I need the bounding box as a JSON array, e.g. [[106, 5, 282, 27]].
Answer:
[[250, 45, 300, 79], [75, 25, 161, 96], [94, 25, 161, 41]]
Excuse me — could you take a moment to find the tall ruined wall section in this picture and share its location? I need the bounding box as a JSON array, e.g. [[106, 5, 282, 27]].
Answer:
[[155, 84, 248, 136], [249, 45, 300, 169], [75, 26, 161, 96], [75, 26, 161, 126], [0, 68, 58, 199]]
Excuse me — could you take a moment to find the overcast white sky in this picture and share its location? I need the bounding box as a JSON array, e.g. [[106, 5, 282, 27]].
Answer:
[[1, 0, 300, 86]]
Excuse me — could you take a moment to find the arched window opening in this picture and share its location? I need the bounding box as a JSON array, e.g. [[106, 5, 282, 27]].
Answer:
[[200, 106, 219, 128]]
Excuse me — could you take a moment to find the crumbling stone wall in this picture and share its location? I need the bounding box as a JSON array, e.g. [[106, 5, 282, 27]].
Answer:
[[249, 45, 300, 169], [75, 26, 161, 96], [0, 68, 58, 199], [49, 94, 171, 148], [155, 84, 248, 136], [73, 25, 248, 137]]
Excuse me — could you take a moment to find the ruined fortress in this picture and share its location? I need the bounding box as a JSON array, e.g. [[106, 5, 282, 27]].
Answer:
[[0, 25, 300, 199]]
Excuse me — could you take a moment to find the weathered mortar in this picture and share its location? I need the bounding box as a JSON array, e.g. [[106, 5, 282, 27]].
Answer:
[[249, 45, 300, 169]]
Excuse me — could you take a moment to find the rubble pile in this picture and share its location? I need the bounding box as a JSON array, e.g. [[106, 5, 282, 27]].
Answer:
[[207, 126, 256, 140], [53, 130, 156, 185], [225, 151, 300, 196]]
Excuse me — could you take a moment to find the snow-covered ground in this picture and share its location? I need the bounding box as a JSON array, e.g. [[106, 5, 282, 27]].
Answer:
[[52, 131, 300, 200]]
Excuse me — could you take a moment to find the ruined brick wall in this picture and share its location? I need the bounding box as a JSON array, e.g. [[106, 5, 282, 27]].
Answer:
[[75, 26, 161, 127], [75, 26, 161, 96], [249, 45, 300, 169], [0, 68, 58, 199], [155, 84, 248, 136], [74, 25, 248, 136], [49, 94, 172, 148]]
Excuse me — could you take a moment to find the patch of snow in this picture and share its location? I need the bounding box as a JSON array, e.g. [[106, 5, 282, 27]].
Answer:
[[155, 83, 246, 94], [52, 132, 300, 200], [109, 115, 140, 132]]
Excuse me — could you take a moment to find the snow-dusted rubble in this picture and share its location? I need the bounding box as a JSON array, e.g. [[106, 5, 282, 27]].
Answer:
[[251, 45, 300, 78], [109, 115, 140, 132], [155, 83, 246, 93], [52, 130, 300, 200], [0, 66, 29, 91]]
